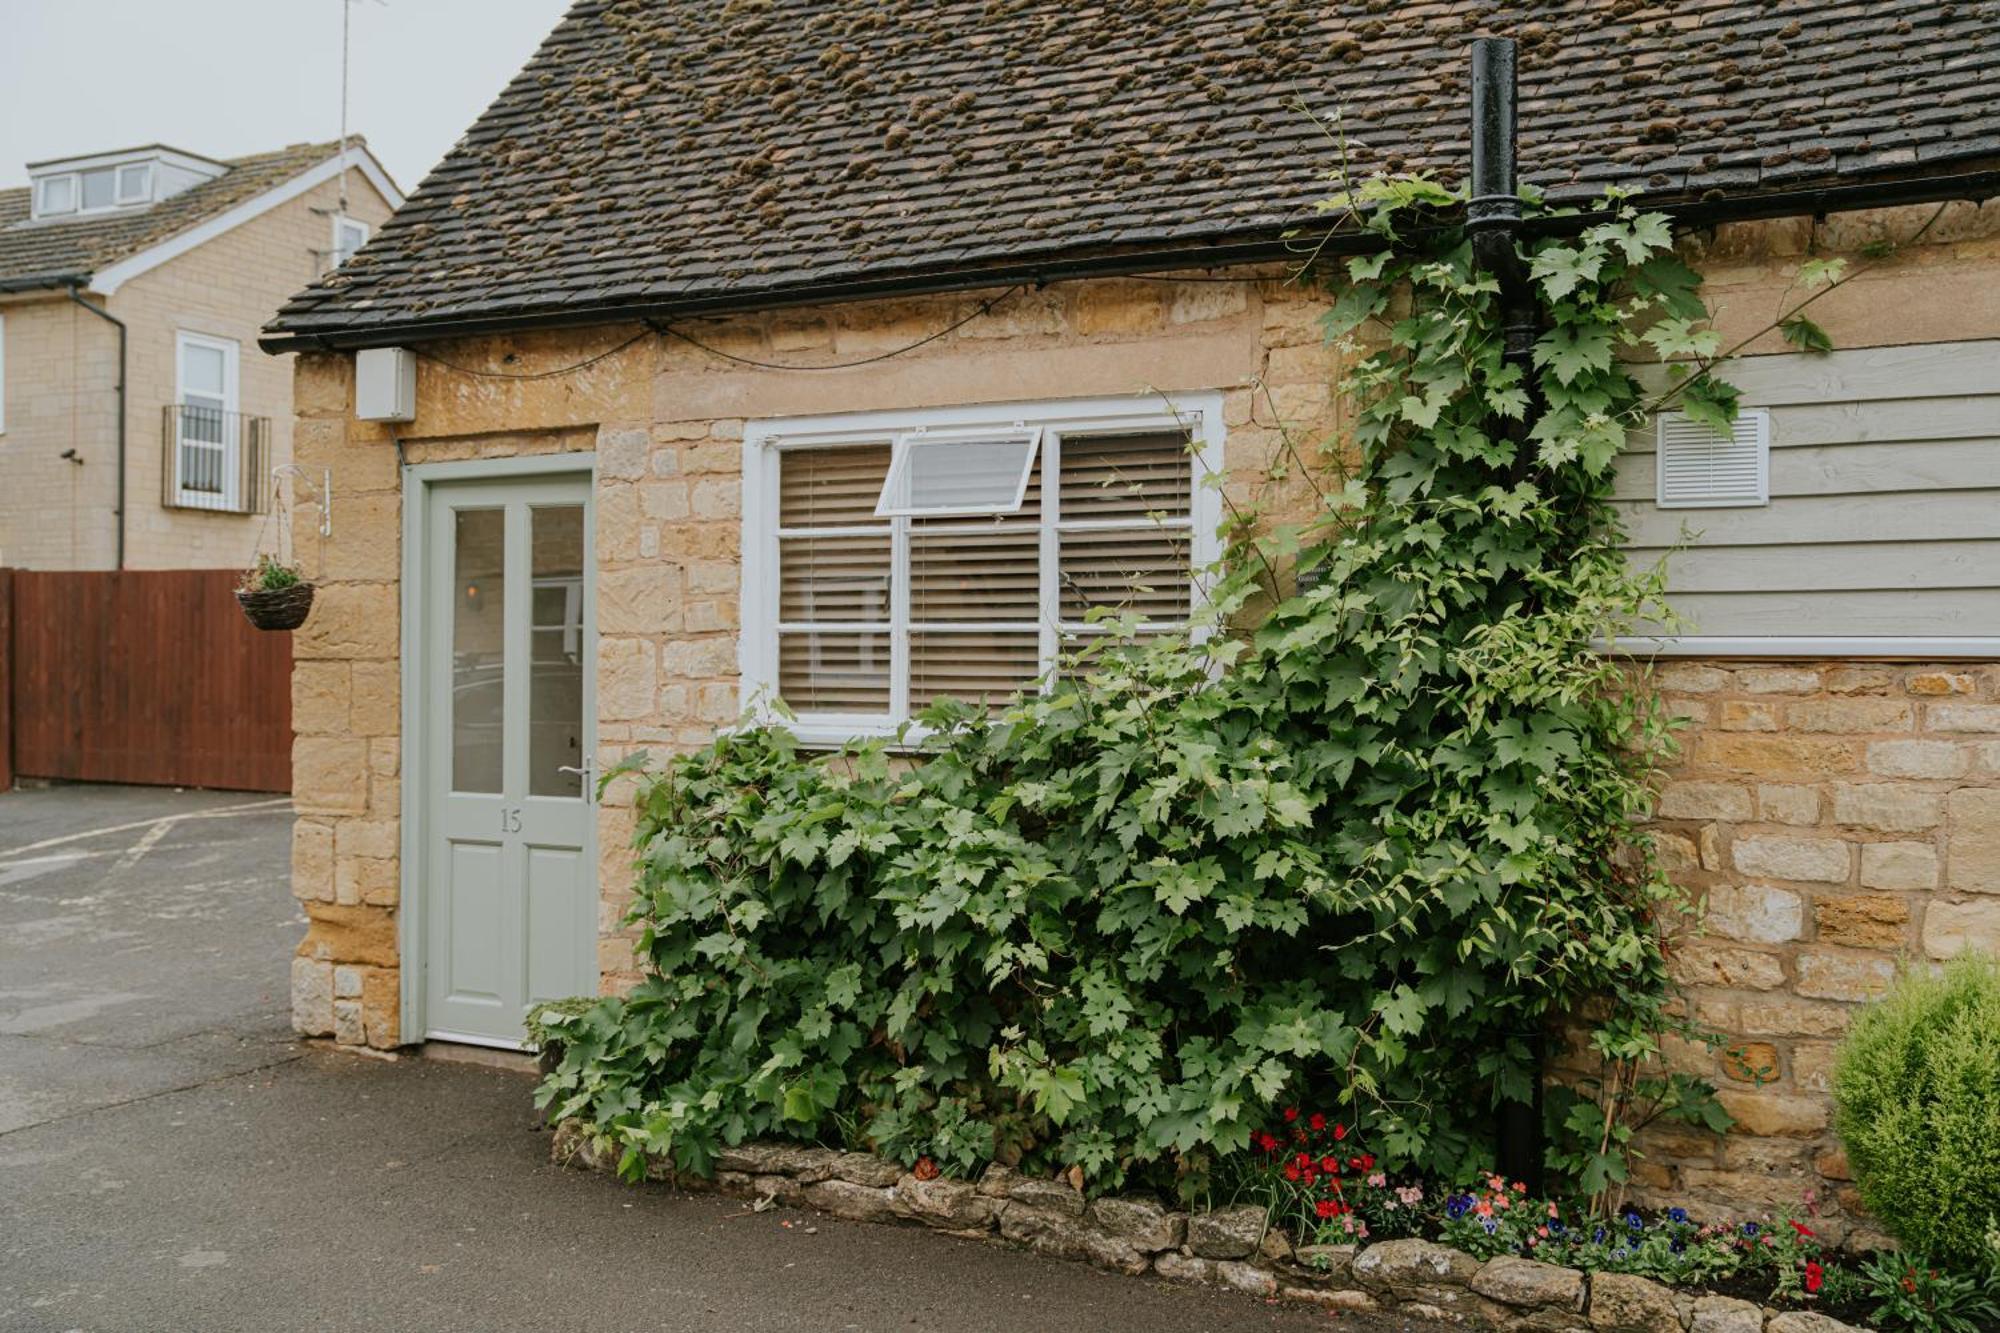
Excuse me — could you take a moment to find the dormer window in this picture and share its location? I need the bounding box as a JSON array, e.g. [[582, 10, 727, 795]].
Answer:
[[27, 146, 224, 220]]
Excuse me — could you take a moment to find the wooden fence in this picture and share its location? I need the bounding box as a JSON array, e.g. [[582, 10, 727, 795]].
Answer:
[[2, 569, 292, 793]]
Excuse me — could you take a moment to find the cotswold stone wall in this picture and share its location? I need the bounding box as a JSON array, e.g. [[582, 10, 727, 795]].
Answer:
[[1627, 661, 2000, 1242], [551, 1123, 1872, 1333]]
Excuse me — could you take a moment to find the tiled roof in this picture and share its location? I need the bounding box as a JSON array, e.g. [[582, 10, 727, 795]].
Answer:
[[0, 142, 347, 288], [267, 0, 2000, 344]]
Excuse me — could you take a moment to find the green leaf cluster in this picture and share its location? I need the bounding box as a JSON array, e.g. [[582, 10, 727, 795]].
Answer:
[[537, 181, 1718, 1203]]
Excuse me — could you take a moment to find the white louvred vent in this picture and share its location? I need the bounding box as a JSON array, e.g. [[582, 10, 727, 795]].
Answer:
[[1656, 408, 1770, 509]]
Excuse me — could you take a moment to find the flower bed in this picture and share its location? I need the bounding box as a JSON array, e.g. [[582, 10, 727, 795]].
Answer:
[[549, 1120, 1876, 1333]]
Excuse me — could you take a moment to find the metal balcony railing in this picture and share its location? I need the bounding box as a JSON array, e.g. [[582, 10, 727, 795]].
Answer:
[[161, 405, 271, 514]]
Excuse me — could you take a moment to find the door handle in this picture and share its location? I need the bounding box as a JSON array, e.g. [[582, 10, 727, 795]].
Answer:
[[557, 760, 595, 802]]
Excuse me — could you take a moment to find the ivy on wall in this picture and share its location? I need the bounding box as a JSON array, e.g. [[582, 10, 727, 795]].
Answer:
[[536, 178, 1856, 1205]]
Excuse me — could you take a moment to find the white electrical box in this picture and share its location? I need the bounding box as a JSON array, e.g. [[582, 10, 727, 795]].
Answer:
[[355, 347, 417, 422]]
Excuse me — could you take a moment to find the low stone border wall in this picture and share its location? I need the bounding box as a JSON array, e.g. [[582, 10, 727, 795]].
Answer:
[[550, 1124, 1871, 1333]]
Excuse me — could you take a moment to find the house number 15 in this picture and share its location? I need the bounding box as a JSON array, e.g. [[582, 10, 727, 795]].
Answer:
[[501, 808, 523, 833]]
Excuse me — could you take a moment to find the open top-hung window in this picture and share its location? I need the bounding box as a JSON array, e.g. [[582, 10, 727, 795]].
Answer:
[[745, 396, 1222, 741]]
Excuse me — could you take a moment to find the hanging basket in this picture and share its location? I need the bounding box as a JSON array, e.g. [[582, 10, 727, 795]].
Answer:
[[236, 581, 316, 631]]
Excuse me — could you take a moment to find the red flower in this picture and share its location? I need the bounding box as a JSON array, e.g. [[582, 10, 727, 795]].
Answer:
[[1317, 1156, 1337, 1174], [1804, 1262, 1823, 1294], [1283, 1107, 1300, 1123], [1789, 1221, 1816, 1240], [1309, 1113, 1327, 1132], [1294, 1152, 1311, 1168], [1256, 1132, 1279, 1153], [1316, 1198, 1341, 1219], [912, 1156, 940, 1182], [1333, 1123, 1348, 1142], [1284, 1164, 1302, 1182], [1359, 1154, 1376, 1171]]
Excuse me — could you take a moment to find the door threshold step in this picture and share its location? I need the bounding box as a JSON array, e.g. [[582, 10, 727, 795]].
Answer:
[[419, 1040, 539, 1074]]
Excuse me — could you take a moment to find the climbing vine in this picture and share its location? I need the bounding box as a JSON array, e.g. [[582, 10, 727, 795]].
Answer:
[[535, 176, 1853, 1206]]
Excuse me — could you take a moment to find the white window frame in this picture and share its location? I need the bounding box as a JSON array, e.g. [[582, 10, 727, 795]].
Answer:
[[173, 331, 241, 511], [328, 214, 371, 271], [741, 393, 1225, 746], [874, 425, 1042, 518], [115, 162, 153, 205], [36, 173, 77, 216]]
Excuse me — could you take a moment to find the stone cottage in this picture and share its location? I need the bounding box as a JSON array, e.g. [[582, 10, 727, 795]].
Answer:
[[259, 0, 2000, 1232]]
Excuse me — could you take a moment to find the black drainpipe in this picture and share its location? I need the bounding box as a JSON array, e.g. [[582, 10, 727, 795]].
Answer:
[[65, 284, 128, 570], [1466, 35, 1549, 1195]]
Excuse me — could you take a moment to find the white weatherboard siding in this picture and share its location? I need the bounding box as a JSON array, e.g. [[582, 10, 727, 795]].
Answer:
[[1614, 340, 2000, 656]]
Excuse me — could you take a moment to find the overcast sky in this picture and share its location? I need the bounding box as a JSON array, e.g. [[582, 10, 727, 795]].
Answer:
[[0, 0, 573, 193]]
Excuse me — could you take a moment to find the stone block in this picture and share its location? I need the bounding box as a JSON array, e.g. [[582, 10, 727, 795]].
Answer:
[[801, 1179, 897, 1223], [294, 582, 398, 660], [1859, 841, 1939, 891], [598, 566, 683, 635], [1823, 667, 1894, 696], [1087, 1196, 1184, 1252], [1719, 1042, 1780, 1084], [292, 819, 335, 902], [349, 661, 399, 737], [1790, 699, 1912, 734], [336, 819, 398, 861], [1795, 950, 1896, 1002], [1716, 1090, 1828, 1136], [290, 957, 334, 1036], [1657, 664, 1729, 694], [1907, 671, 1977, 696], [293, 737, 369, 815], [1671, 941, 1786, 990], [1470, 1255, 1582, 1310], [1281, 1286, 1379, 1312], [1738, 997, 1850, 1038], [1186, 1204, 1264, 1258], [1790, 1041, 1838, 1092], [1073, 282, 1168, 336], [361, 967, 400, 1047], [1757, 784, 1821, 826], [1213, 1260, 1279, 1296], [895, 1175, 998, 1230], [1587, 1272, 1680, 1333], [296, 902, 399, 967], [1926, 703, 2000, 734], [1005, 1175, 1085, 1217], [333, 965, 364, 999], [1697, 734, 1856, 779], [1657, 781, 1753, 822], [1767, 1314, 1870, 1333], [1815, 894, 1909, 948], [1351, 1238, 1479, 1291], [333, 999, 365, 1045], [1731, 836, 1850, 883], [597, 638, 656, 720], [1703, 883, 1802, 943], [597, 426, 649, 479], [638, 480, 691, 522], [1736, 667, 1821, 694], [1946, 789, 2000, 892], [1923, 897, 2000, 959], [1830, 784, 1941, 833], [291, 660, 350, 735], [1866, 740, 1970, 780], [1719, 700, 1778, 732], [1689, 1294, 1763, 1333]]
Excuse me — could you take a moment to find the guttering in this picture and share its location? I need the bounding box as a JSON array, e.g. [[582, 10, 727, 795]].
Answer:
[[257, 163, 2000, 356], [0, 270, 89, 295], [64, 284, 128, 570]]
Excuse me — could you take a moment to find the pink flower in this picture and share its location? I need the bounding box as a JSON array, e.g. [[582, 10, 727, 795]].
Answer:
[[1366, 1172, 1387, 1189]]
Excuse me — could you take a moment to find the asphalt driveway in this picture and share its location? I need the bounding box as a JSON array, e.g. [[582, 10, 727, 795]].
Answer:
[[0, 784, 1432, 1332]]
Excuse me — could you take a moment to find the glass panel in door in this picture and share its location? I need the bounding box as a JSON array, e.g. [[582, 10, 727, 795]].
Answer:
[[528, 504, 586, 797], [451, 507, 506, 792]]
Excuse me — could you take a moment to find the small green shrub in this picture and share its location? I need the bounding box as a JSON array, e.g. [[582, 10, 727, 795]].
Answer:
[[1859, 1249, 2000, 1333], [241, 552, 302, 592], [1833, 955, 2000, 1270]]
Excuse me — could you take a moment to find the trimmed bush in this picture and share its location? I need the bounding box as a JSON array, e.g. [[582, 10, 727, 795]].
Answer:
[[1833, 955, 2000, 1269]]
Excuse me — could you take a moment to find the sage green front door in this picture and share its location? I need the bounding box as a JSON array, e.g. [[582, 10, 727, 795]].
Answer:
[[422, 475, 596, 1048]]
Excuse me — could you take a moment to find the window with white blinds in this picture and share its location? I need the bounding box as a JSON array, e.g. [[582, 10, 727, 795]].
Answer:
[[742, 396, 1224, 741]]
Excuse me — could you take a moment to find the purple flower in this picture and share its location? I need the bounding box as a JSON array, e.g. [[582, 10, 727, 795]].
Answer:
[[1668, 1207, 1689, 1224]]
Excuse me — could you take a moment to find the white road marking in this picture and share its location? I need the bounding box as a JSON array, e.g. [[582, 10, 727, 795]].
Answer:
[[0, 798, 291, 862], [109, 820, 173, 875]]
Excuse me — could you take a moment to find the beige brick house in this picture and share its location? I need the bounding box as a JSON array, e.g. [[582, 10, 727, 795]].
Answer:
[[0, 140, 399, 571], [260, 0, 2000, 1232]]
